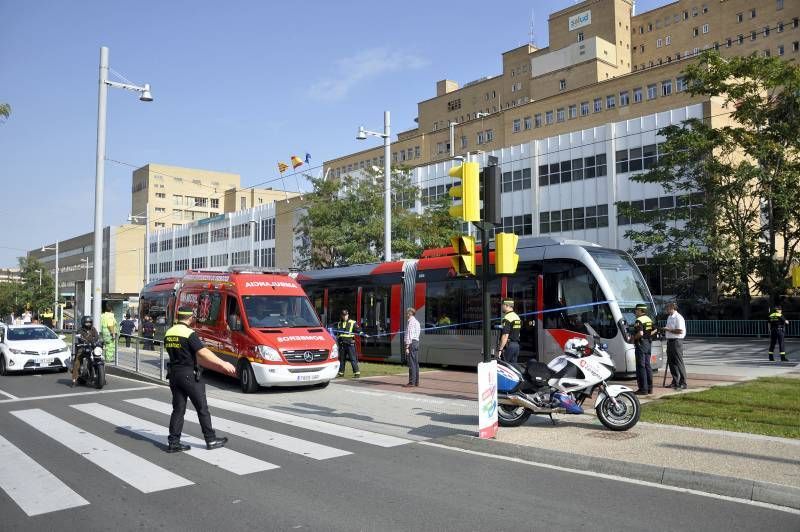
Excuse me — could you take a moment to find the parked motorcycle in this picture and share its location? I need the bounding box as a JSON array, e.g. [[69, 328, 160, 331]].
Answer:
[[73, 340, 106, 390], [496, 328, 640, 431]]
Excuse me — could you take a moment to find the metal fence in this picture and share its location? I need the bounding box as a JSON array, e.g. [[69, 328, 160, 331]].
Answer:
[[113, 334, 167, 381], [658, 320, 800, 338]]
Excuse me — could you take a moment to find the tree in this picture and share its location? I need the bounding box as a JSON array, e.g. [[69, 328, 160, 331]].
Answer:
[[0, 102, 10, 122], [296, 166, 459, 268], [620, 52, 800, 316], [13, 257, 54, 317]]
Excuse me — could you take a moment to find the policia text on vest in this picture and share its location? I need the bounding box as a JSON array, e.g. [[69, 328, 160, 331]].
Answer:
[[163, 306, 237, 453], [498, 299, 522, 364]]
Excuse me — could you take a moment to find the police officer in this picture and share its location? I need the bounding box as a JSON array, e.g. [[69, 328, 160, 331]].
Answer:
[[498, 299, 522, 364], [165, 306, 236, 453], [768, 305, 789, 362], [632, 303, 654, 395], [336, 309, 362, 378]]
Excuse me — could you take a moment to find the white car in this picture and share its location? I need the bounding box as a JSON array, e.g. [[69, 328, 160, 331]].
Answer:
[[0, 324, 71, 375]]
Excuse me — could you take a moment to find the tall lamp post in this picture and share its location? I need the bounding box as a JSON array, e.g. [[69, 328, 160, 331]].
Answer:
[[41, 241, 59, 328], [93, 46, 153, 325], [128, 206, 150, 284], [356, 111, 392, 262]]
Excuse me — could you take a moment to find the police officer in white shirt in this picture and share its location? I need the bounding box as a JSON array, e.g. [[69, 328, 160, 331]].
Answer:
[[661, 302, 687, 389]]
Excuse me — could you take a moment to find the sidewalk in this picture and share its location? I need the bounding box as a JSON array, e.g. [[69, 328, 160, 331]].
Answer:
[[349, 342, 800, 508]]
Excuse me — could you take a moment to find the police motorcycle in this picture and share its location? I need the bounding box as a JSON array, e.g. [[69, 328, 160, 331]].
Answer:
[[73, 338, 106, 390], [496, 326, 640, 431]]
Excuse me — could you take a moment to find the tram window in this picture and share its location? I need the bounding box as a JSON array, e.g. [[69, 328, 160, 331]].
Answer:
[[305, 287, 325, 323], [328, 287, 357, 327], [542, 260, 616, 338], [361, 287, 391, 334], [425, 278, 499, 333]]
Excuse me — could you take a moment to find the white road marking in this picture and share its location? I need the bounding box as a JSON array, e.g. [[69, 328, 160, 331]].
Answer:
[[74, 403, 278, 475], [127, 398, 351, 460], [0, 434, 89, 516], [206, 397, 410, 448], [419, 441, 800, 515], [0, 388, 18, 399], [338, 386, 475, 407], [0, 385, 156, 404], [10, 409, 193, 493]]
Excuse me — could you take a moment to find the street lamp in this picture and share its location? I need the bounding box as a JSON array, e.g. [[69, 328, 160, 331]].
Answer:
[[41, 242, 59, 328], [356, 111, 392, 262], [93, 46, 153, 326], [128, 206, 150, 284]]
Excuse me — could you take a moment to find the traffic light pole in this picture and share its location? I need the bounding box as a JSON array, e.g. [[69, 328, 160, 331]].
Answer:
[[476, 222, 492, 363]]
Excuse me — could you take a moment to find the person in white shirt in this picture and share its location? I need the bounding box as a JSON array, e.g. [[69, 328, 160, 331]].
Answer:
[[661, 302, 687, 389], [404, 307, 421, 388]]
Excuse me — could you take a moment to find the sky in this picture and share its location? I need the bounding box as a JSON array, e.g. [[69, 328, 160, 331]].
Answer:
[[0, 0, 666, 267]]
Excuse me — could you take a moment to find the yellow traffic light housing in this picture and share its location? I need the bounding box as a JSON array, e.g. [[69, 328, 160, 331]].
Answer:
[[448, 162, 480, 222], [451, 235, 476, 276], [792, 264, 800, 288], [495, 232, 519, 275]]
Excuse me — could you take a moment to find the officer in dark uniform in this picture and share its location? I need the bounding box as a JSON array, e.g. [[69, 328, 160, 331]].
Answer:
[[632, 303, 654, 395], [768, 305, 789, 362], [498, 299, 522, 364], [165, 306, 236, 453], [336, 309, 363, 378]]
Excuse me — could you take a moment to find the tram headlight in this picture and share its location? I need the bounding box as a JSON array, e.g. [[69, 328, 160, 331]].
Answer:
[[330, 344, 339, 360], [255, 345, 282, 362]]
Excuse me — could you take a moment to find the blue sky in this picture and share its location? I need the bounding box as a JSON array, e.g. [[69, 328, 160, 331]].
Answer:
[[0, 0, 665, 267]]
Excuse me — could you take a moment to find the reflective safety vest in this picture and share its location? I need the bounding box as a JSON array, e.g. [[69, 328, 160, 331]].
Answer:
[[502, 311, 522, 343], [635, 315, 653, 341], [337, 319, 356, 343], [164, 323, 199, 369], [769, 312, 786, 331]]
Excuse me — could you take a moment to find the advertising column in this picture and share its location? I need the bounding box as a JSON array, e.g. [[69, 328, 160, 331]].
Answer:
[[477, 360, 498, 439]]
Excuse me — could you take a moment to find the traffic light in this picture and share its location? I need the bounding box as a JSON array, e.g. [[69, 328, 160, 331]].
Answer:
[[451, 235, 476, 276], [482, 164, 501, 225], [495, 232, 519, 275], [448, 162, 480, 222]]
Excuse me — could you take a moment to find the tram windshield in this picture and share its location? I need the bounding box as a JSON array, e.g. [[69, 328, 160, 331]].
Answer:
[[585, 248, 655, 322], [242, 295, 321, 328]]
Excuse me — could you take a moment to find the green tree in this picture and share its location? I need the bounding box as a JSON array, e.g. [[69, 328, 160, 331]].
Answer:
[[296, 166, 459, 268], [620, 52, 800, 315], [14, 257, 54, 317], [0, 102, 10, 122]]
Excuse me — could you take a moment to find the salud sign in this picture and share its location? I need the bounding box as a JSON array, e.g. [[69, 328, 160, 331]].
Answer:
[[478, 360, 498, 439], [569, 10, 591, 31]]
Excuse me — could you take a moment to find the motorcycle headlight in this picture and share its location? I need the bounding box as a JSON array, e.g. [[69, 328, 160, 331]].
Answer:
[[255, 345, 283, 362], [330, 344, 339, 360]]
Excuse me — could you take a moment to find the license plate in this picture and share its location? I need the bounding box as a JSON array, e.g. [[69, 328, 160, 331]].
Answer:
[[43, 357, 53, 365], [296, 375, 320, 382]]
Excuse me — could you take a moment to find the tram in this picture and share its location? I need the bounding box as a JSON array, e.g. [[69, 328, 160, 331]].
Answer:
[[294, 237, 663, 376]]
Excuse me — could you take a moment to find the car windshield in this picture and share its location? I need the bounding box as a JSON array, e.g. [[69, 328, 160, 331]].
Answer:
[[242, 295, 321, 328], [7, 327, 58, 341], [585, 248, 655, 320]]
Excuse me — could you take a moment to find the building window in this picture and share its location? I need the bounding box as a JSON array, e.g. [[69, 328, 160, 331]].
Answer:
[[751, 8, 756, 19], [662, 79, 673, 96], [676, 76, 688, 92], [593, 98, 602, 113], [447, 98, 462, 111], [211, 227, 229, 242], [738, 34, 744, 44], [545, 111, 554, 124], [606, 95, 616, 109], [559, 79, 566, 91], [539, 204, 609, 233], [149, 264, 158, 275], [415, 146, 421, 158], [534, 113, 542, 127], [647, 84, 658, 100], [578, 31, 584, 42], [538, 154, 607, 186], [778, 44, 785, 56], [175, 235, 189, 249], [764, 49, 771, 57], [258, 248, 275, 268], [436, 141, 446, 154], [751, 30, 757, 41], [693, 27, 699, 37], [702, 4, 708, 14], [149, 241, 158, 253], [568, 104, 577, 119], [159, 261, 172, 274], [657, 38, 663, 48], [794, 41, 799, 52], [692, 7, 698, 17], [666, 35, 671, 45], [210, 254, 228, 267], [460, 135, 468, 149], [580, 101, 589, 116], [764, 25, 770, 37], [486, 129, 494, 142], [501, 168, 532, 193], [620, 91, 630, 106], [191, 257, 207, 270], [736, 13, 743, 23], [794, 18, 799, 29], [192, 231, 208, 245], [683, 10, 688, 20], [633, 87, 643, 103], [779, 21, 784, 33], [557, 108, 565, 122], [777, 0, 784, 10], [159, 239, 173, 252], [523, 116, 532, 130], [513, 118, 521, 132], [174, 259, 189, 272], [155, 193, 166, 199], [727, 37, 732, 47], [231, 250, 251, 266], [702, 24, 709, 34]]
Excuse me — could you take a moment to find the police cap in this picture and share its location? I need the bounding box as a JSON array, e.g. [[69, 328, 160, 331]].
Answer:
[[635, 304, 649, 311], [176, 306, 194, 319]]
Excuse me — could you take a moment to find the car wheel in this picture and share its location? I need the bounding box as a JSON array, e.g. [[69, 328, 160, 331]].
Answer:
[[238, 360, 258, 394]]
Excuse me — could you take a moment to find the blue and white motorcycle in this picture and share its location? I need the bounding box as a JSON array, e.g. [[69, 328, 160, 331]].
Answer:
[[496, 329, 640, 431]]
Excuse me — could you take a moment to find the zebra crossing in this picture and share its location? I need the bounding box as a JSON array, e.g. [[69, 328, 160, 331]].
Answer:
[[0, 396, 411, 517]]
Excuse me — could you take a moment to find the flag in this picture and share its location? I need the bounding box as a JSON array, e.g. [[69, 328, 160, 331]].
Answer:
[[277, 161, 289, 173], [304, 153, 311, 164], [291, 155, 303, 169]]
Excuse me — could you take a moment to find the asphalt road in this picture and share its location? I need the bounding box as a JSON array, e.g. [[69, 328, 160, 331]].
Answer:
[[0, 371, 797, 531]]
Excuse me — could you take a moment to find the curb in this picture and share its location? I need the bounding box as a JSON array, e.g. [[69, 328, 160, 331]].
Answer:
[[106, 365, 166, 386], [431, 434, 800, 510]]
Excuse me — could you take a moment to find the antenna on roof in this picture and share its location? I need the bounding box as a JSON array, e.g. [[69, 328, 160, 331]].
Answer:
[[632, 0, 636, 16], [529, 8, 536, 47]]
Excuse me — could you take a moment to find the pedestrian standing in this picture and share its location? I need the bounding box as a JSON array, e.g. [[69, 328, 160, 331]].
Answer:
[[497, 299, 522, 364], [662, 302, 687, 389], [632, 303, 654, 396], [404, 307, 421, 388], [335, 309, 362, 378], [768, 305, 789, 362], [142, 315, 155, 350], [119, 314, 135, 348], [164, 306, 236, 453], [100, 303, 117, 362]]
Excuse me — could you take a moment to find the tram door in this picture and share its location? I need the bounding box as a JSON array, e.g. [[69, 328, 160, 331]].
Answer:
[[506, 264, 539, 361], [361, 286, 392, 357], [327, 286, 358, 328]]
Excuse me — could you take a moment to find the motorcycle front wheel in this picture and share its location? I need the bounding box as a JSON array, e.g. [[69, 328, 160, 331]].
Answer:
[[497, 404, 532, 427], [596, 391, 640, 431], [94, 365, 105, 389]]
